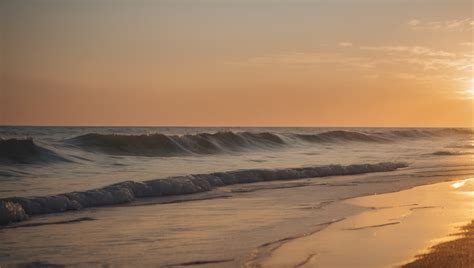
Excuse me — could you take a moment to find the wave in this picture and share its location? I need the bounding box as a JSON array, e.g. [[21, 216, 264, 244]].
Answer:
[[431, 151, 472, 156], [67, 132, 286, 156], [0, 162, 407, 225], [295, 130, 388, 143], [449, 144, 474, 149], [389, 128, 472, 138], [66, 129, 471, 157], [0, 138, 69, 164]]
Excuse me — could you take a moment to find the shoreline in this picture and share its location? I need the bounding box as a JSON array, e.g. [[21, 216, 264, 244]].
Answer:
[[258, 178, 474, 267]]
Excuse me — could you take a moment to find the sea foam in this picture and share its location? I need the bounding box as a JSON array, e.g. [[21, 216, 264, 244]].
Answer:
[[0, 162, 407, 225]]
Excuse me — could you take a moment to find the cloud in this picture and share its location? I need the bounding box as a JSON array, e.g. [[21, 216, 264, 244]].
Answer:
[[244, 52, 375, 69], [364, 74, 379, 79], [360, 46, 456, 57], [338, 42, 353, 47], [231, 43, 471, 88], [396, 57, 472, 72], [408, 18, 474, 31], [408, 19, 421, 26]]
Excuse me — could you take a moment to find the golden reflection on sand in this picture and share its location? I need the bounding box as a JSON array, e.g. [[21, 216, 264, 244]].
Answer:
[[261, 178, 474, 268], [451, 180, 466, 189]]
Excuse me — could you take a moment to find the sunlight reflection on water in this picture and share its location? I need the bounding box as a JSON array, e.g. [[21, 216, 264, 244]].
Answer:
[[451, 180, 466, 189]]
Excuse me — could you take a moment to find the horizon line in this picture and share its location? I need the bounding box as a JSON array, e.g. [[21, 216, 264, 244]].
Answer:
[[0, 124, 472, 129]]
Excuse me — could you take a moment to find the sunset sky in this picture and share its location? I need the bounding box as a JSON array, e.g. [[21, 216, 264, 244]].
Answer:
[[1, 0, 473, 127]]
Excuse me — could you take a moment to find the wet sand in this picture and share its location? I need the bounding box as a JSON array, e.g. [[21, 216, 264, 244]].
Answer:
[[260, 178, 474, 267], [403, 220, 474, 268]]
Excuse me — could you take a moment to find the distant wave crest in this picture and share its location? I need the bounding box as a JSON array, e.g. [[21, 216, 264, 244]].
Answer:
[[0, 138, 69, 164], [67, 132, 286, 156], [431, 150, 472, 156], [387, 128, 472, 138], [67, 129, 471, 156], [0, 162, 407, 225], [295, 130, 388, 143]]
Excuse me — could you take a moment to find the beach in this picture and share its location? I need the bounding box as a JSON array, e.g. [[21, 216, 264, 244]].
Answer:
[[2, 0, 472, 266]]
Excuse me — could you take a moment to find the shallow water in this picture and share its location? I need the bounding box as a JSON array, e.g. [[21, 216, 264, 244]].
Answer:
[[0, 127, 473, 266], [261, 178, 474, 268]]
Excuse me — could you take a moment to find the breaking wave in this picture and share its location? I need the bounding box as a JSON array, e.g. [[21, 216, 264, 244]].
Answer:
[[387, 128, 472, 138], [67, 129, 471, 157], [0, 138, 69, 164], [431, 151, 472, 156], [0, 162, 407, 225], [67, 132, 286, 156], [295, 130, 388, 143]]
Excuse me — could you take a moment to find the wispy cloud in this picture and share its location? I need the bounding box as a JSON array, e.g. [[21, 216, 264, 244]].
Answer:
[[232, 43, 472, 89], [338, 42, 353, 47], [460, 42, 473, 47], [408, 18, 474, 31], [243, 52, 375, 69], [360, 46, 456, 57], [362, 45, 472, 72], [408, 19, 421, 27]]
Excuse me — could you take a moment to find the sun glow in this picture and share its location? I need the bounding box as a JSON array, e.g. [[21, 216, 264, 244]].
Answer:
[[468, 78, 474, 98], [451, 180, 466, 189], [461, 78, 474, 99]]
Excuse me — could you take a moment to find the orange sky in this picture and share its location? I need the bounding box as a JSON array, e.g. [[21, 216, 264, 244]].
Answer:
[[1, 0, 473, 127]]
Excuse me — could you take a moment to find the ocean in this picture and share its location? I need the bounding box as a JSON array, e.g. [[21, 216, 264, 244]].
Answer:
[[0, 127, 472, 266]]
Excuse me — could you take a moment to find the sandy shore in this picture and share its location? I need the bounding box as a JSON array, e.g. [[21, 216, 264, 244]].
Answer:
[[259, 178, 474, 267], [403, 220, 474, 267]]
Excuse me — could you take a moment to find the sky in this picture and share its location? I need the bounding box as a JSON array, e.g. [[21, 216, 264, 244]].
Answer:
[[1, 0, 473, 127]]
